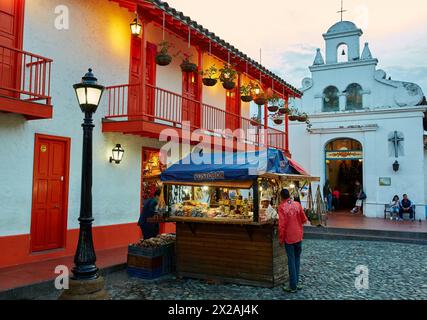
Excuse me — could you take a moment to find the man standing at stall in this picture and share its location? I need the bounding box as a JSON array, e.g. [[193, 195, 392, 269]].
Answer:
[[138, 189, 161, 239], [278, 189, 308, 293]]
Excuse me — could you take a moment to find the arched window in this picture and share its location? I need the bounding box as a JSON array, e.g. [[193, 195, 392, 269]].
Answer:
[[337, 43, 348, 63], [345, 83, 363, 110], [323, 86, 340, 112]]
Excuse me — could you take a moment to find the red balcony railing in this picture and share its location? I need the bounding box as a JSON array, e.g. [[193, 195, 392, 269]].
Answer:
[[0, 45, 52, 105], [105, 83, 286, 151]]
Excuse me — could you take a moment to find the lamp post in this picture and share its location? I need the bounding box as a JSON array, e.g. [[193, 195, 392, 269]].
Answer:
[[60, 69, 108, 299]]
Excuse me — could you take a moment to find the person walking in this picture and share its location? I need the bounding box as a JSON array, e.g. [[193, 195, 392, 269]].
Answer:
[[323, 180, 332, 212], [138, 189, 161, 239], [278, 189, 308, 293]]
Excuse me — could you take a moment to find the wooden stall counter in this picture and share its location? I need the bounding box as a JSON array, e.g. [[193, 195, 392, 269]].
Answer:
[[165, 217, 288, 288]]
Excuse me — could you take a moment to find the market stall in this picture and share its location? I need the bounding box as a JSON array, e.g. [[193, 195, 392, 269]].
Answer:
[[160, 149, 318, 287]]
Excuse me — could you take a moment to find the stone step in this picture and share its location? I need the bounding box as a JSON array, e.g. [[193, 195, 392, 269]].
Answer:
[[304, 226, 427, 245]]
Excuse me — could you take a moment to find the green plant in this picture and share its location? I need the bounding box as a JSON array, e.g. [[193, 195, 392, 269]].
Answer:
[[240, 82, 254, 96], [268, 93, 280, 106], [200, 65, 218, 79], [219, 64, 237, 83], [158, 40, 171, 55]]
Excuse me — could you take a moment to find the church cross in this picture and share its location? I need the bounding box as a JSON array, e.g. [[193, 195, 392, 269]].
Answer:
[[337, 0, 347, 22], [389, 131, 404, 158]]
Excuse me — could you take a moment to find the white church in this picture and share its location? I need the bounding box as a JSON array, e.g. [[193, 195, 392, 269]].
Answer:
[[289, 20, 427, 220]]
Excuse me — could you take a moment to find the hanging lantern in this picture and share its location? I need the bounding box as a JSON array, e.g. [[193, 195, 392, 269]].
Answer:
[[110, 144, 125, 164], [130, 13, 142, 36]]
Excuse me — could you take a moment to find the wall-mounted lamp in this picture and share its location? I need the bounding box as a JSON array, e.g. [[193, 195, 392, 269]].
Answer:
[[130, 12, 142, 36], [110, 144, 124, 164], [393, 160, 400, 172]]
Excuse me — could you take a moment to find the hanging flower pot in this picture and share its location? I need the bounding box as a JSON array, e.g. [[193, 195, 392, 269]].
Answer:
[[181, 59, 198, 73], [278, 107, 289, 115], [241, 95, 253, 103], [222, 80, 235, 90], [273, 118, 283, 125], [254, 97, 267, 106], [297, 115, 308, 122], [202, 78, 218, 87], [201, 65, 218, 87], [268, 105, 279, 113], [289, 115, 298, 121], [156, 41, 172, 66], [156, 53, 172, 66]]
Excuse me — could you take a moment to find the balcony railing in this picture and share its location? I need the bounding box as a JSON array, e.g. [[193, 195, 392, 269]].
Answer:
[[0, 45, 52, 105], [105, 83, 286, 151]]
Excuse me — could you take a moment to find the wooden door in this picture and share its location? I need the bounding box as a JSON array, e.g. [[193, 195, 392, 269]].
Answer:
[[0, 0, 24, 97], [128, 36, 142, 117], [226, 87, 240, 131], [30, 135, 70, 252], [182, 71, 200, 128], [145, 42, 157, 116]]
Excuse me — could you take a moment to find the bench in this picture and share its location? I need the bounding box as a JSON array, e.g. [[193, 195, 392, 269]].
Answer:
[[384, 204, 416, 221]]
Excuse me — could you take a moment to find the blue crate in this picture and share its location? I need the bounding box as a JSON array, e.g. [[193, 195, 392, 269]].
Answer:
[[128, 243, 173, 257], [127, 266, 163, 279]]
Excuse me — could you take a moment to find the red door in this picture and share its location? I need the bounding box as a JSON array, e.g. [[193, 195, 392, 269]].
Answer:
[[145, 42, 157, 116], [128, 36, 142, 117], [0, 0, 24, 97], [128, 40, 156, 118], [30, 135, 70, 252], [182, 71, 200, 128], [226, 87, 241, 131]]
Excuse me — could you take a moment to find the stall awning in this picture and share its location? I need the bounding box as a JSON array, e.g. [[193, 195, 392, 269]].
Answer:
[[161, 149, 311, 184], [286, 157, 310, 176]]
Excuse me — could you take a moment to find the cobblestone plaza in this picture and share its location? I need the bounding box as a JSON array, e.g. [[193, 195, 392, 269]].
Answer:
[[38, 239, 427, 300]]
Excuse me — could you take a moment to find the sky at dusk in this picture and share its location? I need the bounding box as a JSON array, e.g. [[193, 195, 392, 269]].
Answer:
[[166, 0, 427, 94]]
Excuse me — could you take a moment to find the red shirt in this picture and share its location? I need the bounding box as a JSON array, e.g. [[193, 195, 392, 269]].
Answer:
[[278, 199, 308, 245], [332, 190, 340, 199]]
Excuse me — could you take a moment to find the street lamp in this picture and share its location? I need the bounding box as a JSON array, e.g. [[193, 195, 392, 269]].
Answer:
[[71, 68, 104, 282]]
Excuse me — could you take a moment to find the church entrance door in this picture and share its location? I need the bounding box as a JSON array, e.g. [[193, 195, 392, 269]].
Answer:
[[325, 138, 363, 211]]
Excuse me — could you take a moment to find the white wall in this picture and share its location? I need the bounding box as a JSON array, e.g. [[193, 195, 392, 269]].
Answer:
[[0, 0, 162, 237]]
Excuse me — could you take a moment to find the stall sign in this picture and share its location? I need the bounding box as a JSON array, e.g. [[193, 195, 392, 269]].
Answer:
[[194, 171, 225, 181]]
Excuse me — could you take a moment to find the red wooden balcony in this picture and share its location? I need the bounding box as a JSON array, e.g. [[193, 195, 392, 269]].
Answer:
[[102, 83, 287, 152], [0, 45, 53, 120]]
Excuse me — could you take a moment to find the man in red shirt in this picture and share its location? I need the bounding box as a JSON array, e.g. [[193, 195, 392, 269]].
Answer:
[[278, 189, 308, 293]]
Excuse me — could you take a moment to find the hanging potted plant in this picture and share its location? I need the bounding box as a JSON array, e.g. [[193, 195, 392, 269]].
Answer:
[[277, 100, 289, 115], [267, 94, 280, 113], [250, 116, 261, 126], [254, 93, 268, 106], [179, 53, 198, 73], [155, 41, 172, 66], [219, 64, 237, 90], [272, 114, 284, 125], [201, 65, 218, 87], [240, 82, 254, 102], [297, 112, 309, 122], [288, 108, 299, 121]]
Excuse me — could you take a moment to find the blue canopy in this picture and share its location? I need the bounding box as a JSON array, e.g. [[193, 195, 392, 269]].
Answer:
[[160, 149, 301, 183]]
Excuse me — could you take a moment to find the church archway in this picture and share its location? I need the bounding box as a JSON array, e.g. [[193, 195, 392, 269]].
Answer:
[[325, 138, 363, 210]]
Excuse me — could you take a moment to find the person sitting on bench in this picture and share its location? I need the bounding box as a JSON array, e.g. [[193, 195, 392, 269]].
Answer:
[[390, 195, 400, 221], [399, 194, 414, 221]]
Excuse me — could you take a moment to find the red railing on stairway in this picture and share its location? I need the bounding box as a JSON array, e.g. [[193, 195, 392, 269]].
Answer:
[[0, 45, 52, 105], [104, 83, 286, 151]]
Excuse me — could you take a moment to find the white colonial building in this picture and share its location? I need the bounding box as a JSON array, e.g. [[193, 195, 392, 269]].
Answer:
[[289, 20, 427, 219]]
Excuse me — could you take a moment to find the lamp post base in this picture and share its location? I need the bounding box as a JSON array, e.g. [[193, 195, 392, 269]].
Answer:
[[58, 276, 110, 300]]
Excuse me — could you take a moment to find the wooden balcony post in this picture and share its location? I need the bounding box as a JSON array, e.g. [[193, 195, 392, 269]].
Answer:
[[197, 47, 203, 128], [285, 95, 289, 152], [140, 18, 148, 121]]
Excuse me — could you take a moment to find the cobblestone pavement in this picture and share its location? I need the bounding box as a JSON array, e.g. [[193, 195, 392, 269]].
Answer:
[[39, 240, 427, 300]]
